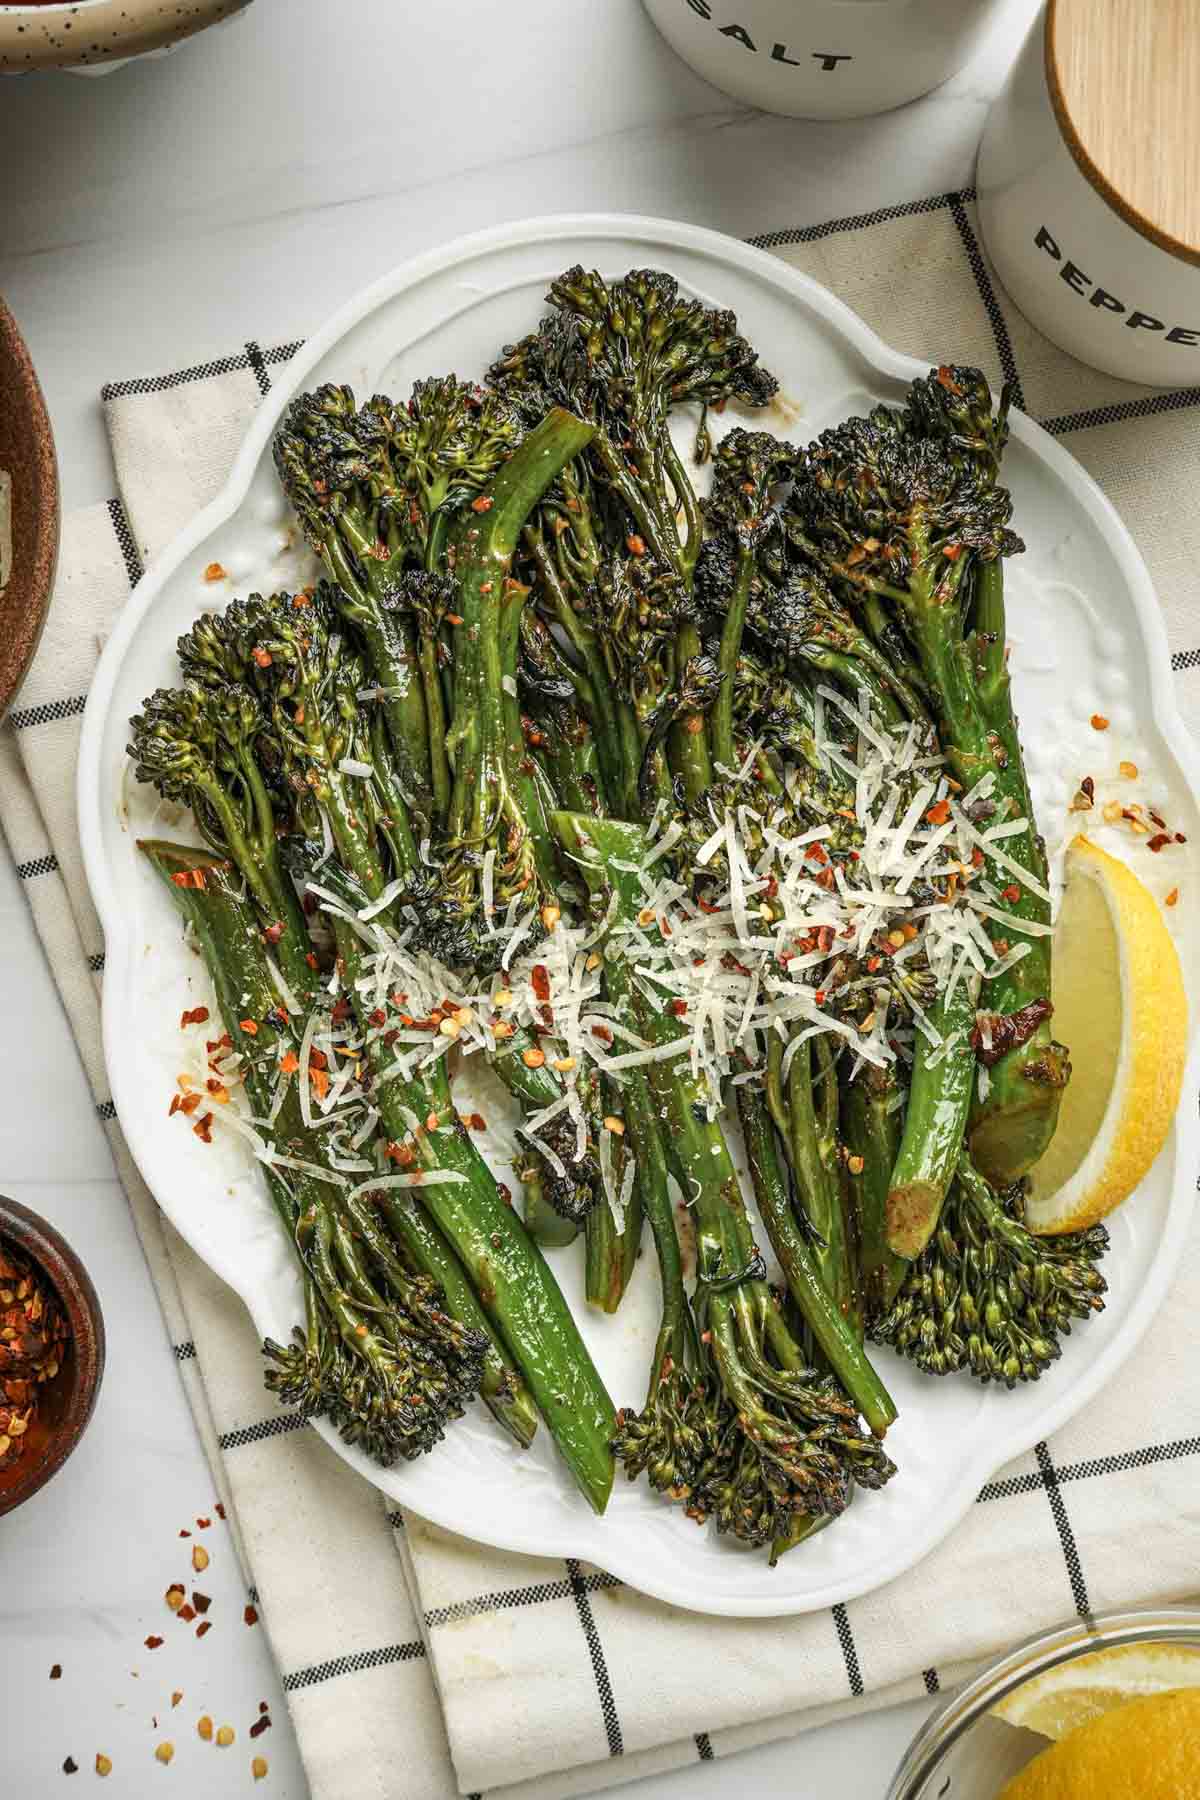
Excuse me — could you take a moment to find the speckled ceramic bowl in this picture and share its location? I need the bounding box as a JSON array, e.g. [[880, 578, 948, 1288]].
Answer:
[[0, 0, 251, 73], [0, 1195, 105, 1517], [0, 296, 58, 720]]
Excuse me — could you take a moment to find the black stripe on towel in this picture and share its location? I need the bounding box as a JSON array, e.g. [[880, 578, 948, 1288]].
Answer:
[[566, 1558, 623, 1757], [88, 951, 106, 973], [1035, 1441, 1091, 1618], [95, 1100, 117, 1122], [1041, 387, 1200, 437], [832, 1603, 864, 1697], [8, 693, 88, 731], [425, 1569, 620, 1631], [695, 1732, 715, 1760], [282, 1640, 426, 1693], [107, 495, 144, 587], [977, 1434, 1200, 1503], [750, 188, 970, 252], [173, 1341, 197, 1362], [218, 1412, 311, 1452], [15, 854, 59, 881], [923, 1669, 941, 1695], [946, 194, 1025, 411]]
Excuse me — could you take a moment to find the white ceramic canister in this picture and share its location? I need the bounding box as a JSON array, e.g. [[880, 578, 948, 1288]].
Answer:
[[641, 0, 1004, 120], [977, 0, 1200, 387]]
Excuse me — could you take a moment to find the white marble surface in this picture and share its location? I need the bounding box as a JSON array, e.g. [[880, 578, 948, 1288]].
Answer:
[[0, 1, 1039, 1793]]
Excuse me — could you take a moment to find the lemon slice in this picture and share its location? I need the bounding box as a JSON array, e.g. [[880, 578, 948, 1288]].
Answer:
[[994, 1640, 1200, 1739], [997, 1688, 1200, 1799], [1025, 835, 1187, 1234]]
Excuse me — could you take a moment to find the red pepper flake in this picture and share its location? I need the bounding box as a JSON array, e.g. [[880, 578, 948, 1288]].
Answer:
[[215, 1502, 226, 1520], [697, 895, 720, 914], [384, 1141, 415, 1168], [239, 1019, 259, 1036], [178, 1092, 202, 1116], [925, 799, 951, 825], [625, 533, 646, 556], [144, 1636, 164, 1651], [204, 562, 227, 583], [1147, 833, 1171, 852], [310, 1068, 330, 1101], [63, 1757, 77, 1774], [50, 1664, 62, 1680], [192, 1113, 214, 1144], [813, 990, 826, 1006], [192, 1592, 211, 1613], [670, 999, 689, 1017], [168, 1095, 182, 1118], [252, 646, 273, 669], [971, 846, 985, 868], [942, 543, 962, 561], [180, 1006, 210, 1028], [306, 952, 320, 970], [279, 1052, 299, 1075], [178, 1529, 191, 1538], [262, 922, 284, 945], [177, 1605, 196, 1624], [330, 998, 352, 1025], [195, 1621, 212, 1640], [1000, 883, 1022, 903], [369, 1007, 387, 1027], [1091, 713, 1110, 731], [470, 495, 494, 513], [530, 965, 551, 1004], [1176, 832, 1188, 844], [244, 1604, 259, 1627], [309, 1048, 329, 1071], [1166, 888, 1180, 907], [250, 1716, 271, 1739], [591, 1024, 613, 1044], [445, 611, 465, 626], [806, 842, 829, 866]]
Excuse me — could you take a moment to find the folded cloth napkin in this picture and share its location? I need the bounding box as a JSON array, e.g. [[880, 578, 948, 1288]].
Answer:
[[4, 191, 1199, 1800]]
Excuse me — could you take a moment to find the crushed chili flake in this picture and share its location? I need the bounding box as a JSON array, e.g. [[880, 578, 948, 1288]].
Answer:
[[925, 799, 951, 825], [1000, 883, 1022, 903], [244, 1604, 259, 1627], [262, 921, 284, 945], [591, 1024, 613, 1044], [215, 1502, 226, 1520], [178, 1605, 196, 1624], [279, 1052, 299, 1075], [238, 1019, 259, 1036], [470, 495, 494, 513], [192, 1113, 214, 1144], [1166, 888, 1180, 907], [63, 1757, 77, 1774], [309, 1067, 330, 1101], [180, 1006, 210, 1028], [50, 1663, 62, 1680], [1147, 833, 1171, 852], [195, 1621, 212, 1639], [249, 1716, 272, 1739], [165, 1584, 186, 1612], [203, 562, 227, 583], [192, 1591, 211, 1613], [252, 646, 273, 669], [1090, 713, 1110, 731], [171, 1693, 183, 1709], [144, 1636, 164, 1651], [178, 1529, 191, 1538]]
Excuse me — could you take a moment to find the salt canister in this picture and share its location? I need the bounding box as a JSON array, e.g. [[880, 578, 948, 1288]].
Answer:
[[977, 0, 1200, 386], [641, 0, 1005, 120]]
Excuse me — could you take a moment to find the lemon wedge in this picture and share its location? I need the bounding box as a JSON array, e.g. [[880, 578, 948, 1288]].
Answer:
[[1024, 836, 1187, 1235], [993, 1639, 1200, 1739], [997, 1688, 1200, 1799]]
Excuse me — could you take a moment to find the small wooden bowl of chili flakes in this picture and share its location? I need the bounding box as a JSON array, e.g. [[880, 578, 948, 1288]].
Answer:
[[0, 1195, 104, 1516]]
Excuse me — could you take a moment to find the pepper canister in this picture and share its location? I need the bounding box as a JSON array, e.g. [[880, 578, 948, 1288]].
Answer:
[[977, 0, 1200, 386], [641, 0, 1006, 120]]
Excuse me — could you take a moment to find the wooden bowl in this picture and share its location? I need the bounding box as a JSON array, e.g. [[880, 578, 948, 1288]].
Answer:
[[0, 1, 252, 73], [0, 296, 59, 721], [0, 1196, 105, 1517]]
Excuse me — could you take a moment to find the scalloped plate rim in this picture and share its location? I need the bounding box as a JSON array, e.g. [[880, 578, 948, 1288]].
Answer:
[[77, 212, 1200, 1617]]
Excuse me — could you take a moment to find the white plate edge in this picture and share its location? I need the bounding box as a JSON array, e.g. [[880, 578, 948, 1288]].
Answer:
[[76, 211, 1200, 1616]]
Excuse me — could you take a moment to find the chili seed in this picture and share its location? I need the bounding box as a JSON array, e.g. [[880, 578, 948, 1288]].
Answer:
[[216, 1726, 235, 1748], [1091, 713, 1110, 731], [155, 1743, 175, 1766], [192, 1544, 210, 1573], [1119, 760, 1138, 779], [1102, 801, 1123, 823], [197, 1717, 213, 1742], [252, 1758, 269, 1781], [1166, 888, 1180, 907], [95, 1754, 113, 1777]]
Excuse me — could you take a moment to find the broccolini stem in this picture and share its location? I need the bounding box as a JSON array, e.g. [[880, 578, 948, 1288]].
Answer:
[[840, 1064, 906, 1318], [887, 979, 977, 1261], [786, 1037, 850, 1319], [738, 1085, 895, 1436]]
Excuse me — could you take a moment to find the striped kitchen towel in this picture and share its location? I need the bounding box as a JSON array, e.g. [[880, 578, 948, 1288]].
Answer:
[[2, 192, 1198, 1800]]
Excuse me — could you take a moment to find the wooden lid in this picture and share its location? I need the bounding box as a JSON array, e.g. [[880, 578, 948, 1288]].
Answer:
[[1047, 0, 1200, 267]]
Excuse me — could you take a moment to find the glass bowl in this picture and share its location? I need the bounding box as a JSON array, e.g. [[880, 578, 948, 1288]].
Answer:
[[887, 1606, 1200, 1799]]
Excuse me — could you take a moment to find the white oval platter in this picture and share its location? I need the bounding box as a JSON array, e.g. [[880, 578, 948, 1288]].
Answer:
[[78, 214, 1200, 1617]]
